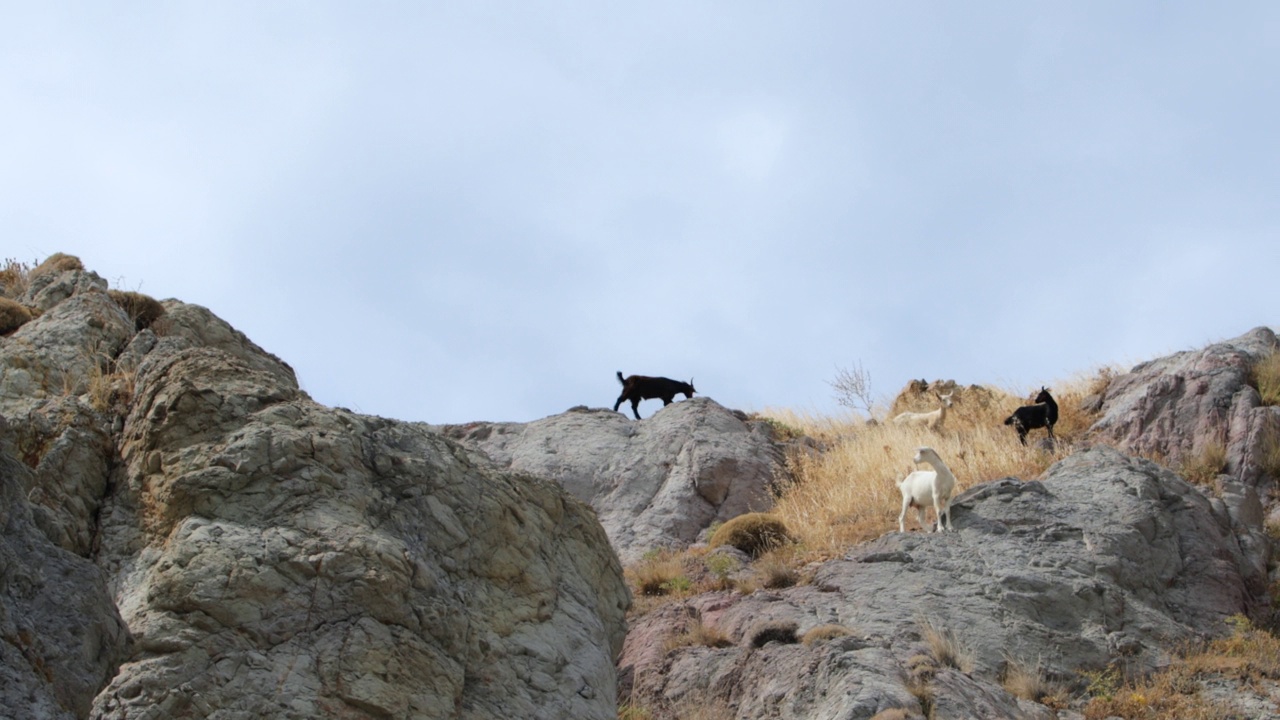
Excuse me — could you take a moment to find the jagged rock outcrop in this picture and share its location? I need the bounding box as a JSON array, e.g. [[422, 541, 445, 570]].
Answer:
[[1091, 326, 1279, 489], [620, 447, 1268, 719], [0, 261, 630, 719], [437, 399, 787, 563]]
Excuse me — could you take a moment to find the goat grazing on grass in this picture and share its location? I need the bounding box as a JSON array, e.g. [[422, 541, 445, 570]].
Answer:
[[1003, 387, 1058, 446], [613, 371, 696, 420], [897, 446, 956, 533], [892, 391, 954, 431]]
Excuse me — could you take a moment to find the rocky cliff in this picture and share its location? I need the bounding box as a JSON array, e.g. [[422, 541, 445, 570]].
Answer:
[[4, 257, 1278, 720], [1, 262, 629, 719]]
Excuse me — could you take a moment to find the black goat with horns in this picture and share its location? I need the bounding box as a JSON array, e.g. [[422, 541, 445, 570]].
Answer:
[[613, 371, 696, 420], [1003, 387, 1058, 445]]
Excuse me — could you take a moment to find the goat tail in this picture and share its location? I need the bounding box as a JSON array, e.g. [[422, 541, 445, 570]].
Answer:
[[617, 371, 625, 385], [1002, 414, 1015, 426]]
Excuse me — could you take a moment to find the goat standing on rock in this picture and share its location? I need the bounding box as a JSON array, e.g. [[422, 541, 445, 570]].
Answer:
[[897, 447, 956, 533], [613, 371, 696, 420], [1004, 387, 1058, 446]]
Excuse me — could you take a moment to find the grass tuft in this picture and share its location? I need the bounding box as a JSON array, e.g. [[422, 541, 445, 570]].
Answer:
[[801, 624, 852, 646], [1252, 350, 1280, 406], [1179, 440, 1228, 486], [708, 513, 793, 558], [920, 618, 974, 672], [664, 620, 733, 652]]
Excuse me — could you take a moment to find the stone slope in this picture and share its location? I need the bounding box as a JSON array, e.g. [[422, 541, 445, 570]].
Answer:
[[621, 446, 1269, 719], [438, 399, 787, 563]]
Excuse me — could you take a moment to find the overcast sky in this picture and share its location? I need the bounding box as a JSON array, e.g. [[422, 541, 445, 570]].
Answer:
[[3, 3, 1277, 423]]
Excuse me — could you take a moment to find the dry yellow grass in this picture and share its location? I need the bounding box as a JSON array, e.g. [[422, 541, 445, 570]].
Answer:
[[0, 258, 32, 299], [29, 252, 83, 279], [759, 372, 1108, 559], [1080, 615, 1280, 720], [0, 297, 35, 335], [1253, 349, 1280, 406]]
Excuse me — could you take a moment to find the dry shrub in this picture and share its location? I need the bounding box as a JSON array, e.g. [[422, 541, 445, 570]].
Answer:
[[0, 258, 32, 299], [1179, 440, 1228, 485], [920, 618, 974, 672], [0, 297, 35, 335], [664, 620, 733, 652], [1182, 614, 1280, 680], [627, 551, 690, 598], [108, 289, 166, 331], [754, 554, 800, 590], [1260, 425, 1280, 482], [708, 513, 793, 558], [30, 252, 83, 279], [1002, 658, 1068, 704], [1253, 350, 1280, 407], [1082, 672, 1226, 720], [748, 620, 799, 648], [761, 372, 1103, 559], [801, 623, 852, 646]]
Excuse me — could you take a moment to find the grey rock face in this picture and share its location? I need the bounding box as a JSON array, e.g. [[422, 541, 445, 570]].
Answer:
[[439, 399, 787, 563], [1, 264, 630, 720], [0, 451, 132, 719], [1091, 326, 1280, 488], [88, 346, 629, 719], [621, 447, 1266, 719]]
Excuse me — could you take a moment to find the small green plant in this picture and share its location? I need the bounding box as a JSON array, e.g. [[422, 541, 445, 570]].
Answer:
[[628, 551, 687, 597], [617, 702, 655, 720], [704, 552, 740, 591], [660, 575, 692, 594], [1080, 665, 1123, 702]]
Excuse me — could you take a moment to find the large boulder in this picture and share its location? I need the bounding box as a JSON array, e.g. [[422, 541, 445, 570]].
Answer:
[[1090, 326, 1280, 489], [438, 399, 787, 563], [621, 446, 1267, 719]]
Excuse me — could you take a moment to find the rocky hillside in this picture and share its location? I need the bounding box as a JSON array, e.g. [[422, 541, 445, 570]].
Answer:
[[620, 327, 1280, 720], [1, 260, 629, 719], [3, 256, 1278, 720]]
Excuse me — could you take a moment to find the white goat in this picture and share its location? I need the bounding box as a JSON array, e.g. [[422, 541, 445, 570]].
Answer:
[[897, 446, 956, 533], [892, 392, 954, 430]]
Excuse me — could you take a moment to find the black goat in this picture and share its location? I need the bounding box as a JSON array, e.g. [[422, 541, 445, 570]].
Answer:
[[1003, 387, 1058, 445], [613, 371, 696, 420]]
